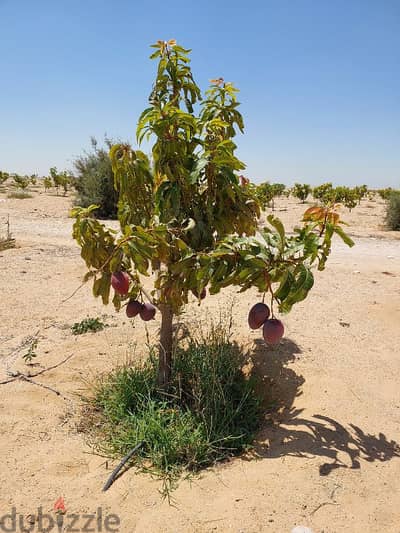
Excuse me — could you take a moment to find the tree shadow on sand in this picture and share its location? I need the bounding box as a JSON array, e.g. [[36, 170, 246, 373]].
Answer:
[[246, 338, 400, 475]]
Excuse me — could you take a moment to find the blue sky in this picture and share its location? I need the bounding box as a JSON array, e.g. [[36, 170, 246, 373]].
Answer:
[[0, 0, 399, 187]]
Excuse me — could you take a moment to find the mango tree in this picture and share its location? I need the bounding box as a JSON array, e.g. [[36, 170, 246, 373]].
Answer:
[[378, 188, 393, 200], [313, 182, 333, 203], [43, 177, 52, 191], [340, 187, 358, 212], [13, 174, 30, 190], [72, 40, 354, 389], [49, 167, 70, 195], [354, 185, 368, 204], [252, 181, 285, 210], [292, 183, 311, 203]]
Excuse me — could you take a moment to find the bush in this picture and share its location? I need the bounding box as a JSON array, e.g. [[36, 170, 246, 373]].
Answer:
[[82, 322, 261, 494], [385, 191, 400, 230], [72, 138, 118, 218]]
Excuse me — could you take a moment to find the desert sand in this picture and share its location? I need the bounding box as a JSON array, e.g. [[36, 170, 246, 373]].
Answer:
[[0, 185, 399, 532]]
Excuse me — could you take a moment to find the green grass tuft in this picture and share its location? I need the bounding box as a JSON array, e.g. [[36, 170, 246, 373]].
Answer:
[[81, 323, 262, 495]]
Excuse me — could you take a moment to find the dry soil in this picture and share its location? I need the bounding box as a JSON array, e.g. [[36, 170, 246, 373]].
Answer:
[[0, 186, 399, 532]]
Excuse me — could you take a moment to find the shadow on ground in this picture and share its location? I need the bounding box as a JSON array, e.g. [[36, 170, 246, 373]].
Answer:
[[247, 338, 400, 475]]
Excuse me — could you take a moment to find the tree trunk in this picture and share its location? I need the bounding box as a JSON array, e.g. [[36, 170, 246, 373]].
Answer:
[[158, 303, 174, 388]]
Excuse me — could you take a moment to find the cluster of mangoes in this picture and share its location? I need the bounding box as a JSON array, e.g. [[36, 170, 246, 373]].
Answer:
[[111, 271, 156, 321], [112, 271, 284, 343], [248, 302, 284, 344]]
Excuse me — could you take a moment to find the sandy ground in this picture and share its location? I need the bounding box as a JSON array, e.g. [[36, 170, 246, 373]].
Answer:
[[0, 186, 399, 532]]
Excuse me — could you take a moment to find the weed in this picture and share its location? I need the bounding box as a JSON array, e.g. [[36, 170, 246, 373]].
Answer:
[[72, 317, 106, 335], [22, 338, 38, 363]]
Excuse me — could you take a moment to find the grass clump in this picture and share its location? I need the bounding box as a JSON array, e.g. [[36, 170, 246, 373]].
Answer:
[[7, 191, 33, 199], [0, 235, 16, 251], [82, 323, 261, 494], [385, 191, 400, 230], [72, 317, 106, 335]]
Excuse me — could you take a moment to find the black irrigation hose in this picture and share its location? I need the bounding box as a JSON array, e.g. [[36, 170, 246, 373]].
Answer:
[[102, 441, 145, 492]]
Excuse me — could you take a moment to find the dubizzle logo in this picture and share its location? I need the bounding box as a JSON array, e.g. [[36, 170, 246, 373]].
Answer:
[[0, 499, 120, 532]]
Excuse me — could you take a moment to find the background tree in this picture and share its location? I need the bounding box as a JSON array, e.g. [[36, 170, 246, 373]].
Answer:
[[340, 187, 358, 211], [72, 137, 119, 218], [72, 41, 353, 389], [43, 177, 52, 191], [49, 167, 70, 196], [13, 174, 30, 190], [0, 171, 9, 185], [313, 185, 362, 212], [313, 182, 334, 203], [292, 183, 311, 203], [271, 183, 286, 197], [354, 184, 368, 204], [378, 188, 393, 200], [253, 181, 285, 210], [253, 181, 274, 209], [385, 190, 400, 230]]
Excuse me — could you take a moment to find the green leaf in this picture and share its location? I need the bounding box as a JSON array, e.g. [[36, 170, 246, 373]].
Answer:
[[280, 265, 314, 313], [267, 214, 286, 252], [189, 157, 208, 183], [333, 226, 355, 247], [274, 270, 295, 302]]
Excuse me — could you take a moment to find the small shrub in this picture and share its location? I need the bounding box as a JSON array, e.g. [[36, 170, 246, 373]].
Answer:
[[82, 323, 261, 494], [72, 317, 106, 335], [385, 191, 400, 230]]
